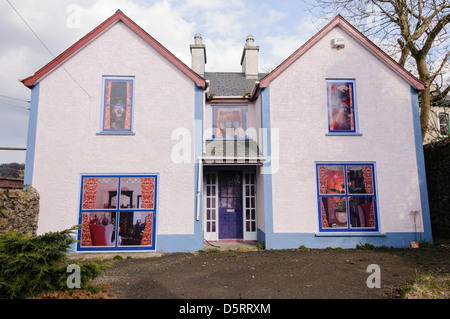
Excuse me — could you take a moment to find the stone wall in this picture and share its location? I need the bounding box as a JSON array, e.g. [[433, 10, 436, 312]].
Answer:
[[424, 139, 450, 238], [0, 187, 39, 236]]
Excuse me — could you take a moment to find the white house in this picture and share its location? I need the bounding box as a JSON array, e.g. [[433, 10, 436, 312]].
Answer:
[[424, 95, 450, 144], [22, 10, 432, 253]]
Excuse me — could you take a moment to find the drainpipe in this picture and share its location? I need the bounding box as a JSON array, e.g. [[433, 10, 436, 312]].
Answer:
[[203, 80, 210, 153], [196, 156, 203, 221], [197, 81, 209, 222]]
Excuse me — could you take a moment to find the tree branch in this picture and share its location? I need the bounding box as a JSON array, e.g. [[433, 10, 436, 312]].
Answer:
[[432, 84, 450, 102], [421, 12, 450, 56], [430, 51, 450, 83]]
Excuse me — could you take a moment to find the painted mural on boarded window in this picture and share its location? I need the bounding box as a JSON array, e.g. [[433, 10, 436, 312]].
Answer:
[[213, 106, 247, 138], [327, 81, 356, 132], [79, 176, 156, 250], [103, 78, 133, 131], [317, 164, 377, 231]]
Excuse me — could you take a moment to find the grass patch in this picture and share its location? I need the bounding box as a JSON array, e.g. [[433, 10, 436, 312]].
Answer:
[[402, 273, 450, 299]]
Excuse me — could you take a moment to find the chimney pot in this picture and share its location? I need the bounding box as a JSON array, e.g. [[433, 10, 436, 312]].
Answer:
[[194, 33, 203, 45], [246, 35, 255, 45]]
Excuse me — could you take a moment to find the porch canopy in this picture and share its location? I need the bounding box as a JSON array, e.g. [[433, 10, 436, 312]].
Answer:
[[202, 140, 265, 164]]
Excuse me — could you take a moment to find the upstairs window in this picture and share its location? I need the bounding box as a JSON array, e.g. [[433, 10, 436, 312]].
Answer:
[[326, 80, 356, 133], [439, 112, 449, 137], [212, 106, 247, 139], [102, 77, 134, 132]]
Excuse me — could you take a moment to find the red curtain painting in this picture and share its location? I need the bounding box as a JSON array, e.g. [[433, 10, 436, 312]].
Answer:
[[124, 81, 131, 130], [318, 166, 330, 228], [81, 178, 99, 246], [104, 81, 112, 130], [361, 166, 375, 227], [140, 177, 155, 246]]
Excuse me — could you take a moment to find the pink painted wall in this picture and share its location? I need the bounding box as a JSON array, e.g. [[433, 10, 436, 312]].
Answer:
[[32, 21, 197, 237], [268, 25, 422, 234]]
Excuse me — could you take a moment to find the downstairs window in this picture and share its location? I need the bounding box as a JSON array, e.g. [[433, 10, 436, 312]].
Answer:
[[316, 163, 378, 232], [78, 175, 157, 251]]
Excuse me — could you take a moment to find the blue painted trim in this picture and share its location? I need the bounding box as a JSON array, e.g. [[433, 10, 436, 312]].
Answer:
[[76, 174, 158, 252], [410, 87, 433, 243], [158, 234, 202, 253], [191, 84, 205, 250], [259, 86, 273, 246], [257, 228, 265, 244], [24, 83, 40, 187], [265, 232, 428, 249]]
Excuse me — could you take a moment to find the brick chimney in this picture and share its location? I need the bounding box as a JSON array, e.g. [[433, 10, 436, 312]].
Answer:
[[190, 33, 206, 77], [240, 35, 259, 79]]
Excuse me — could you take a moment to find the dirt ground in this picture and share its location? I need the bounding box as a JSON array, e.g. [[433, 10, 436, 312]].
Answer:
[[91, 241, 449, 300]]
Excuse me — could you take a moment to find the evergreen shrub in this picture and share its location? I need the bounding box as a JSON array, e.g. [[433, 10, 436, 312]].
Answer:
[[0, 225, 112, 299]]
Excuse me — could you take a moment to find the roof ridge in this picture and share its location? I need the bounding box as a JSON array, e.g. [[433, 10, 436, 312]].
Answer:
[[21, 10, 205, 88]]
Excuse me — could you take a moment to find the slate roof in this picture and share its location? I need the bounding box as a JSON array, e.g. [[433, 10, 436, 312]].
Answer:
[[204, 72, 267, 97]]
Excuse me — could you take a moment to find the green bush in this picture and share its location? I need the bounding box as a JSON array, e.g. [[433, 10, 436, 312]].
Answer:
[[0, 225, 112, 299]]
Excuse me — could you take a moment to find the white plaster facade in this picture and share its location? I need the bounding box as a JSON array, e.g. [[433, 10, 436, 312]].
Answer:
[[31, 21, 197, 238], [269, 26, 423, 236], [23, 11, 432, 252]]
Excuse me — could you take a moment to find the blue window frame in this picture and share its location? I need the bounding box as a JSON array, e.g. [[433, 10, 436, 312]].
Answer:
[[101, 76, 134, 133], [212, 105, 248, 139], [326, 79, 357, 134], [316, 163, 378, 232], [77, 174, 157, 251]]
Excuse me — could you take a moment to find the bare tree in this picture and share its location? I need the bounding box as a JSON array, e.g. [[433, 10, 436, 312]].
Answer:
[[305, 0, 450, 141]]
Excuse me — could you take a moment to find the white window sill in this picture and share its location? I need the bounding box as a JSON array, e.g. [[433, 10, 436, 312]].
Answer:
[[315, 232, 386, 237], [325, 133, 363, 136], [96, 132, 135, 135]]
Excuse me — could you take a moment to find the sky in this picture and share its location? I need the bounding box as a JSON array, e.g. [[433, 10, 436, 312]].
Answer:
[[0, 0, 324, 165]]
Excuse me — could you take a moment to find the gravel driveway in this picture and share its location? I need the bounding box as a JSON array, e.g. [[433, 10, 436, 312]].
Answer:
[[90, 243, 449, 300]]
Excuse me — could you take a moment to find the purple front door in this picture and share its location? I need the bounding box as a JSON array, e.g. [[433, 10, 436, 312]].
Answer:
[[219, 171, 243, 239]]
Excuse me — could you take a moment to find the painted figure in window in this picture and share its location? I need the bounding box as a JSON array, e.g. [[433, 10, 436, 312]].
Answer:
[[330, 84, 351, 107], [110, 97, 126, 129], [328, 82, 354, 131], [215, 108, 245, 138], [104, 79, 132, 131]]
